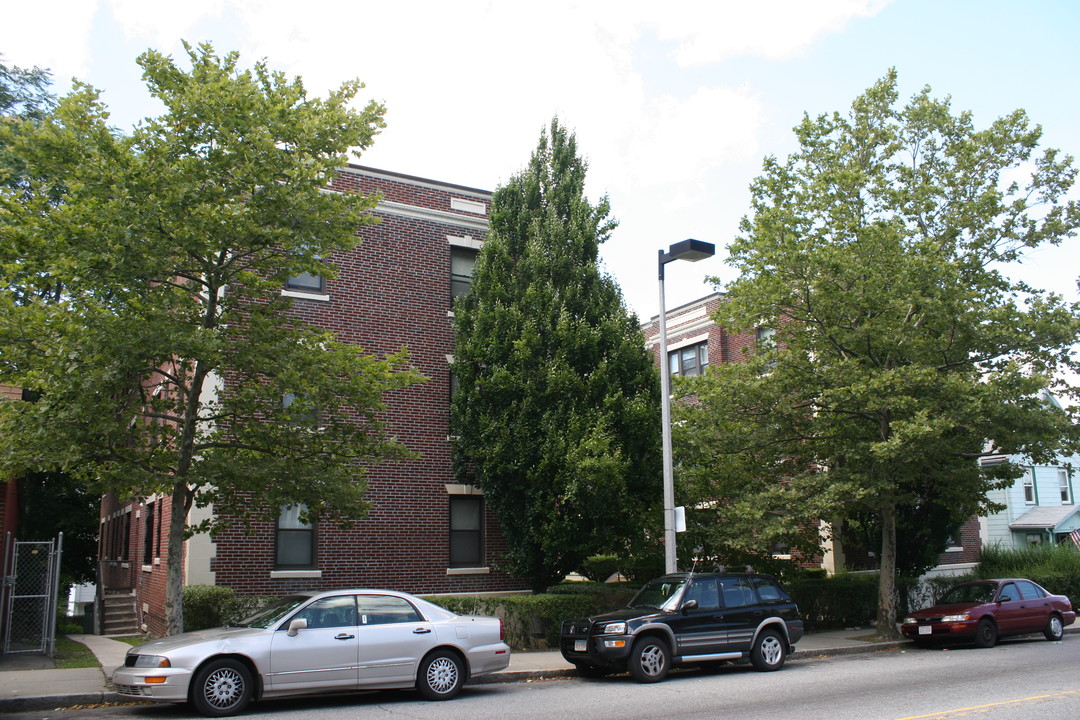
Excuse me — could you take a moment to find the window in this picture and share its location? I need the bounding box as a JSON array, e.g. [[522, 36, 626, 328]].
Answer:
[[285, 270, 324, 293], [357, 594, 422, 625], [1023, 473, 1036, 504], [1060, 469, 1072, 504], [756, 327, 776, 348], [719, 576, 756, 608], [449, 496, 483, 567], [683, 578, 720, 611], [276, 505, 315, 569], [451, 246, 478, 300], [668, 341, 708, 377], [283, 392, 318, 426], [143, 502, 155, 565], [288, 595, 356, 629]]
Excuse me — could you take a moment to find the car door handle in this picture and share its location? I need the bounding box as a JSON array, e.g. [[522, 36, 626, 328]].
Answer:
[[413, 628, 432, 634], [335, 633, 355, 640]]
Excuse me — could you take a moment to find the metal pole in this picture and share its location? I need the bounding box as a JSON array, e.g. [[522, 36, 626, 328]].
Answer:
[[658, 250, 677, 574]]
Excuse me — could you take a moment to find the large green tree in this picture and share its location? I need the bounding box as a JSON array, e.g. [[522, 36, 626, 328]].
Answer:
[[452, 118, 662, 592], [0, 43, 421, 634], [677, 71, 1080, 638]]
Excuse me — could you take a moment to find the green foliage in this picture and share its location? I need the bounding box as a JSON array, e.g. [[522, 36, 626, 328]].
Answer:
[[53, 635, 98, 669], [578, 555, 621, 582], [0, 43, 414, 635], [451, 118, 662, 591], [975, 544, 1080, 601], [18, 471, 98, 584], [423, 589, 636, 650], [182, 585, 275, 632], [683, 70, 1080, 638], [788, 573, 920, 630], [0, 57, 56, 192]]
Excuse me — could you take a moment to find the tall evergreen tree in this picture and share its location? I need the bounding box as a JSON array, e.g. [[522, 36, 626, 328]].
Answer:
[[452, 119, 661, 591]]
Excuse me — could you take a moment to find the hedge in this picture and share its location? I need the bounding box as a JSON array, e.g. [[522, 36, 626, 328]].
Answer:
[[423, 587, 635, 650]]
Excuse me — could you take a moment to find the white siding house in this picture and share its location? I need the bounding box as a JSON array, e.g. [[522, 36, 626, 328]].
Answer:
[[980, 454, 1079, 548]]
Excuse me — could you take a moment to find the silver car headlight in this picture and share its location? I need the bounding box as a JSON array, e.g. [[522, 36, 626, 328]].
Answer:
[[602, 622, 627, 635], [902, 617, 916, 625], [131, 654, 171, 668]]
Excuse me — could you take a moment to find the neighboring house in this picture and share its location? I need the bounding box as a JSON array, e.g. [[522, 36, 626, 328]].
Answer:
[[980, 450, 1079, 549], [99, 166, 528, 636]]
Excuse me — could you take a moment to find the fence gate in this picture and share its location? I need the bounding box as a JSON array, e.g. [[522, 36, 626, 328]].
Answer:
[[1, 532, 63, 656]]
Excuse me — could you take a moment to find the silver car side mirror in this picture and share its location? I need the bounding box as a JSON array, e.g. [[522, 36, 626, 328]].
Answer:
[[287, 618, 308, 637]]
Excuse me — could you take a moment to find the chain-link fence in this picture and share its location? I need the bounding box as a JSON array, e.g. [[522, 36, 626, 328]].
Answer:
[[1, 532, 63, 656]]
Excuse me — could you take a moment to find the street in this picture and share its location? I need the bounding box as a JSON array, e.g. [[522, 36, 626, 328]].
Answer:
[[10, 636, 1079, 720]]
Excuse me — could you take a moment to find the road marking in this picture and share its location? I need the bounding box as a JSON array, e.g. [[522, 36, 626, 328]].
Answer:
[[892, 691, 1079, 719]]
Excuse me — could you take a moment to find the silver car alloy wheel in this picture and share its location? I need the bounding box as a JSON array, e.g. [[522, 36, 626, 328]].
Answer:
[[1049, 615, 1063, 637], [759, 635, 783, 666], [203, 666, 246, 709], [638, 643, 666, 677], [426, 656, 460, 694]]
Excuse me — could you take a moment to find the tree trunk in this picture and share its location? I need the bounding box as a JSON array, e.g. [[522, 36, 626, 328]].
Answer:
[[875, 501, 901, 639], [164, 480, 191, 636]]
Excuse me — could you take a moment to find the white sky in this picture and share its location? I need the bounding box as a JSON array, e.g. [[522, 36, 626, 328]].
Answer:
[[2, 0, 1078, 325]]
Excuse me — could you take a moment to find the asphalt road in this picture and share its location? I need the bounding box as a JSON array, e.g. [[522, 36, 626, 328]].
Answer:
[[9, 636, 1079, 720]]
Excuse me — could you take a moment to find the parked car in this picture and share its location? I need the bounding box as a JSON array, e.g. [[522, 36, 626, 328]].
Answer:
[[560, 570, 804, 683], [901, 578, 1076, 648], [112, 589, 511, 717]]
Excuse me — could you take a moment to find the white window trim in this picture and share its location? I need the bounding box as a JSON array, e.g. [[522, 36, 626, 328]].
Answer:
[[446, 567, 490, 575], [667, 333, 709, 353], [270, 570, 323, 579], [282, 289, 330, 302]]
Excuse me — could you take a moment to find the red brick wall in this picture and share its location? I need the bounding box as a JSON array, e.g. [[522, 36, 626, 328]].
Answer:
[[640, 293, 758, 371], [210, 165, 520, 597]]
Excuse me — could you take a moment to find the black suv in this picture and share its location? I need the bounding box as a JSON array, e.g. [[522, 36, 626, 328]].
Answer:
[[560, 571, 804, 683]]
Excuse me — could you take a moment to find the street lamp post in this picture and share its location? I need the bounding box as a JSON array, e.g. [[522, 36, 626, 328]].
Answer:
[[658, 239, 715, 574]]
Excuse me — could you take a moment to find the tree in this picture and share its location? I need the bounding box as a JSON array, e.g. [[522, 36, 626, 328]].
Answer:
[[18, 471, 99, 586], [0, 43, 421, 634], [678, 70, 1080, 638], [1, 58, 55, 194], [451, 118, 662, 592]]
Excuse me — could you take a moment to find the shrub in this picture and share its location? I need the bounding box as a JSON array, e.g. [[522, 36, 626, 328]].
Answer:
[[975, 544, 1080, 602], [423, 589, 635, 650], [578, 555, 621, 582], [183, 585, 237, 631]]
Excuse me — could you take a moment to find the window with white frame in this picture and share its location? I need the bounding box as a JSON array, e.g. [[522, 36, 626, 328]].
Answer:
[[449, 495, 483, 567], [1060, 469, 1073, 504], [276, 505, 315, 569], [451, 246, 478, 301], [668, 341, 708, 377], [1023, 473, 1036, 504]]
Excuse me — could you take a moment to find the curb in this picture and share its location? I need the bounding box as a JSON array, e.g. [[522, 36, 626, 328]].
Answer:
[[0, 692, 120, 714]]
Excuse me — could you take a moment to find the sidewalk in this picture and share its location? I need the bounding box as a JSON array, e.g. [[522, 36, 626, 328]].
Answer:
[[0, 629, 919, 713]]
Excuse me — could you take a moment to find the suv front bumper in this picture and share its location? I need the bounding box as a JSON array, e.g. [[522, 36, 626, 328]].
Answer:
[[560, 633, 634, 667]]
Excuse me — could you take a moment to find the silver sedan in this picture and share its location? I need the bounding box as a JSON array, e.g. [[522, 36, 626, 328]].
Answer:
[[112, 589, 511, 716]]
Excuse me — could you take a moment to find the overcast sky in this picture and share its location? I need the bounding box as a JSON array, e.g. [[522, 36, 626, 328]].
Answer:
[[2, 0, 1078, 324]]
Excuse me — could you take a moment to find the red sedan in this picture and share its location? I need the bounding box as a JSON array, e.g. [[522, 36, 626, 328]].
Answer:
[[901, 578, 1075, 648]]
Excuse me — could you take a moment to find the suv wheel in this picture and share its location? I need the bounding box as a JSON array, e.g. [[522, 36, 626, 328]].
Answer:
[[628, 636, 670, 683], [750, 629, 786, 671]]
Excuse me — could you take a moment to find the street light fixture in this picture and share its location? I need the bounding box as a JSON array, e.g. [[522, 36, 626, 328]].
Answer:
[[658, 239, 715, 573]]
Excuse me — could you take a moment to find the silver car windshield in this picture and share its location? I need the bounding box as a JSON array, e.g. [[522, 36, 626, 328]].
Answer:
[[629, 578, 687, 611], [236, 595, 309, 629]]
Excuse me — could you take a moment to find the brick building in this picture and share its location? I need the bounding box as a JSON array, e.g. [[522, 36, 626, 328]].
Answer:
[[98, 166, 527, 636]]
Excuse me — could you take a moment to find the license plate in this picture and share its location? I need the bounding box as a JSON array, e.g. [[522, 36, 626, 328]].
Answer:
[[918, 625, 932, 635], [574, 640, 587, 652]]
